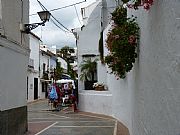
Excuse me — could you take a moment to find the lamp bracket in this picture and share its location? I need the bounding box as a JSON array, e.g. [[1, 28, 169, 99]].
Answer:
[[24, 21, 45, 34]]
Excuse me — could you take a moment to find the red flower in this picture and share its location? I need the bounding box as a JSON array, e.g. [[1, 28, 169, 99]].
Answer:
[[127, 4, 134, 9], [143, 0, 153, 5], [143, 3, 150, 10], [128, 35, 136, 44]]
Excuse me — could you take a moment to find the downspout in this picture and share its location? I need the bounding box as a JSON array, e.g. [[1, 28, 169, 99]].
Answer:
[[99, 0, 104, 63], [21, 0, 23, 45], [39, 41, 41, 78]]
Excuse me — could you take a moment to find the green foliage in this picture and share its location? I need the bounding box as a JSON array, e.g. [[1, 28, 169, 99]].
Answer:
[[79, 58, 97, 81], [57, 46, 74, 61], [57, 46, 76, 79], [68, 63, 77, 80], [54, 60, 63, 80], [42, 72, 49, 80], [105, 6, 139, 79]]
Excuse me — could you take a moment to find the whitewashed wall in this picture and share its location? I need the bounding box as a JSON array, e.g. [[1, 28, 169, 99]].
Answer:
[[39, 51, 50, 99], [2, 0, 29, 47], [78, 2, 101, 56], [105, 64, 135, 134], [78, 0, 101, 90], [27, 34, 41, 102], [0, 38, 29, 110], [81, 1, 100, 25], [79, 90, 112, 115], [27, 72, 39, 102], [0, 0, 29, 111], [78, 0, 115, 117], [78, 1, 180, 135], [30, 34, 40, 72], [129, 1, 180, 135], [106, 1, 180, 135]]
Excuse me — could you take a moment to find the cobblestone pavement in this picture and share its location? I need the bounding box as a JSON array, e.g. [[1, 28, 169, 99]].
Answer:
[[26, 99, 117, 135]]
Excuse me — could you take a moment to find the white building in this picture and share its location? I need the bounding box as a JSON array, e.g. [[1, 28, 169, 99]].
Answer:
[[77, 0, 116, 115], [57, 57, 67, 73], [28, 41, 58, 102], [78, 0, 103, 89], [27, 33, 41, 102], [40, 45, 52, 98], [0, 0, 29, 134], [124, 1, 180, 135], [77, 0, 180, 135]]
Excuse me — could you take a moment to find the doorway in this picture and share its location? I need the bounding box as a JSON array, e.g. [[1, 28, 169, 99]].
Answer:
[[34, 78, 38, 100]]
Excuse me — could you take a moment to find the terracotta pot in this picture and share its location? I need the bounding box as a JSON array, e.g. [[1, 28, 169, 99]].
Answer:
[[95, 86, 104, 91]]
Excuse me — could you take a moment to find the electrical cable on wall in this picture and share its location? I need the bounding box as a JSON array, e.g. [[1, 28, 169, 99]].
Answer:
[[74, 4, 83, 26]]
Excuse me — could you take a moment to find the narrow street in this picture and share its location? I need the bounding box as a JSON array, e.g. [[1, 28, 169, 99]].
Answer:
[[26, 99, 116, 135]]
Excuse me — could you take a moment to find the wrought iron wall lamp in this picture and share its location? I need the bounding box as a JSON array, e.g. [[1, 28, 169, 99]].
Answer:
[[22, 11, 51, 34]]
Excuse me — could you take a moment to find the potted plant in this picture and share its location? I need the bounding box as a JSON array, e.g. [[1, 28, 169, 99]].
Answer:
[[93, 82, 107, 91], [79, 58, 98, 90]]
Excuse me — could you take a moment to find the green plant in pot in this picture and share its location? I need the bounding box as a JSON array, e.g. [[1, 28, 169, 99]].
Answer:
[[79, 58, 98, 89]]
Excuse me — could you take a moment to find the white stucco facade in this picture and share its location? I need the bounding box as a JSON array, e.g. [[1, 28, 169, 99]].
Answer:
[[39, 49, 51, 99], [0, 0, 29, 111], [78, 0, 104, 90], [0, 1, 29, 133], [27, 33, 41, 102], [77, 0, 180, 135], [0, 39, 29, 110], [128, 1, 180, 135], [77, 0, 116, 117]]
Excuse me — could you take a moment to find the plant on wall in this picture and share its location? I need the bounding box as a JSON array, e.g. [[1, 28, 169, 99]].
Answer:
[[79, 58, 97, 81], [105, 6, 139, 79], [122, 0, 154, 10]]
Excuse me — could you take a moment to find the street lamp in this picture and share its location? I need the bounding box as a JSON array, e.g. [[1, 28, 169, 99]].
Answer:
[[23, 11, 51, 34]]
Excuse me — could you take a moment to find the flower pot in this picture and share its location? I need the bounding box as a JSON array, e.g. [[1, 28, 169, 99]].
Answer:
[[95, 86, 104, 91]]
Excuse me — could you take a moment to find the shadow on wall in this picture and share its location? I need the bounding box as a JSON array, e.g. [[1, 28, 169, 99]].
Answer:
[[84, 80, 97, 90]]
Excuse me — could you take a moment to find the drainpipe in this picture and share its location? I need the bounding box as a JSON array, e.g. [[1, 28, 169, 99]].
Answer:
[[21, 0, 23, 45]]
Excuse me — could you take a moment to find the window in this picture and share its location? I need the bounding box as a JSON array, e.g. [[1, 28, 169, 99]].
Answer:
[[43, 63, 46, 73], [42, 82, 45, 92]]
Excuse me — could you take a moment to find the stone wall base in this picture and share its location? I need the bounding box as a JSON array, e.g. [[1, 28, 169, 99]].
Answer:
[[0, 106, 27, 135]]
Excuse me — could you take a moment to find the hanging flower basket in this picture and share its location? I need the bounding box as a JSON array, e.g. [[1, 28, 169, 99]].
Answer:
[[105, 6, 139, 79]]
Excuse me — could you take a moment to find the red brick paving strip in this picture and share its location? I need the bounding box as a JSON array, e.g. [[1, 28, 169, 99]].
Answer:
[[25, 122, 54, 135], [117, 121, 130, 135]]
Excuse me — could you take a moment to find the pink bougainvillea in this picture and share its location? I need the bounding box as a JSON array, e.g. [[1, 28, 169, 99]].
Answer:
[[124, 0, 154, 10], [105, 6, 139, 79]]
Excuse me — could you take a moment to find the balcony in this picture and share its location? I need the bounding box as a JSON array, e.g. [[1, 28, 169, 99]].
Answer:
[[28, 58, 34, 72], [28, 58, 34, 68]]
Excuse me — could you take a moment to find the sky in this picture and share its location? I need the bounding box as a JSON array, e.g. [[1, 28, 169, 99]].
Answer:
[[30, 0, 96, 49]]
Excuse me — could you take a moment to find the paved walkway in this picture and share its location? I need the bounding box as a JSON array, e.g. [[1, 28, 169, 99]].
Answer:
[[26, 99, 117, 135]]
